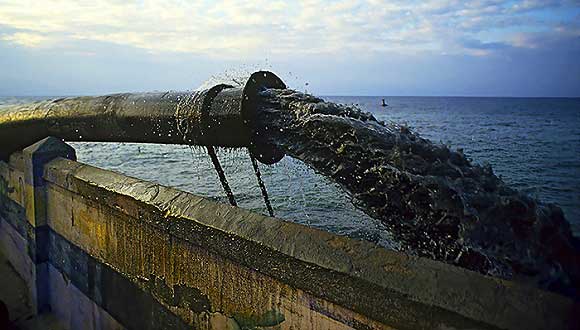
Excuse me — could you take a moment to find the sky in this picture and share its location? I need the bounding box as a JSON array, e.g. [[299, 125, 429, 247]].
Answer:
[[0, 0, 579, 97]]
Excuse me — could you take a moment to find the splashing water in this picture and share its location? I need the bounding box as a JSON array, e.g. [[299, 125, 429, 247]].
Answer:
[[256, 88, 580, 297]]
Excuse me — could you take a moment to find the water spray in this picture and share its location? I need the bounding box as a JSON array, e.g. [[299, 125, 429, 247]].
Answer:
[[2, 71, 578, 296]]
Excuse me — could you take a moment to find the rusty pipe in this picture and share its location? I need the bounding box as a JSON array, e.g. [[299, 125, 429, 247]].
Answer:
[[0, 71, 286, 164]]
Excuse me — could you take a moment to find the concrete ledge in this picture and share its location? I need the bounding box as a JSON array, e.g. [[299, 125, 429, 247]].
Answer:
[[2, 137, 577, 330], [48, 230, 178, 330], [42, 170, 395, 329], [40, 157, 576, 330], [48, 262, 123, 330]]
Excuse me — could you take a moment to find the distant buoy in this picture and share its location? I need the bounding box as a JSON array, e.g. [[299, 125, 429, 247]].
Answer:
[[381, 98, 388, 107]]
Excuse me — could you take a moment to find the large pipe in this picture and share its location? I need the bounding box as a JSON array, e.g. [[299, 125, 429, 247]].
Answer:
[[0, 71, 286, 164]]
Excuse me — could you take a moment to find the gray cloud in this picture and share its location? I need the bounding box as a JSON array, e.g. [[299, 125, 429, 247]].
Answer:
[[0, 1, 579, 96], [0, 0, 577, 57], [458, 38, 510, 50]]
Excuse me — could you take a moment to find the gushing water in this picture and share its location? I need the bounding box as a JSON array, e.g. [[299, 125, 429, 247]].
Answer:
[[256, 88, 580, 296]]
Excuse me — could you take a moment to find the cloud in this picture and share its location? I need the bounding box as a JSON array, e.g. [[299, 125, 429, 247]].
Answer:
[[508, 0, 564, 13], [0, 0, 578, 59], [1, 31, 49, 47], [458, 37, 510, 55]]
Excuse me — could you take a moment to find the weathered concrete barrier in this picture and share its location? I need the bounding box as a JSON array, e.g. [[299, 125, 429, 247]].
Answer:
[[0, 137, 576, 330]]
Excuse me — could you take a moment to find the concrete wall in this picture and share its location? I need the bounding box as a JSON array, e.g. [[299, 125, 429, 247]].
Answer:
[[0, 137, 576, 330]]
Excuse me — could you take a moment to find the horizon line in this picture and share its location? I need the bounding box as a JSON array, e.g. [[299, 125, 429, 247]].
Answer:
[[2, 93, 580, 99]]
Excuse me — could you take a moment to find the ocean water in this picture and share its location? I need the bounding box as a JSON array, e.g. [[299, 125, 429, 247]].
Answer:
[[1, 95, 579, 245]]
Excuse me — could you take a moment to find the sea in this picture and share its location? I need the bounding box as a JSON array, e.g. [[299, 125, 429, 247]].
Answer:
[[1, 95, 579, 247]]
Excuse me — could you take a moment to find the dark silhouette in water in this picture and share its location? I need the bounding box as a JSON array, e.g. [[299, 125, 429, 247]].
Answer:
[[256, 88, 580, 297], [382, 98, 388, 107]]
